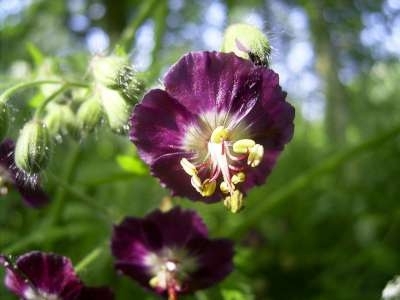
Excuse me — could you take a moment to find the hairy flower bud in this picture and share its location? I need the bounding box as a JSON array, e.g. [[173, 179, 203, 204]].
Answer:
[[43, 104, 78, 138], [0, 102, 9, 142], [15, 120, 51, 173], [117, 66, 145, 103], [91, 55, 127, 88], [222, 23, 271, 67], [76, 97, 103, 135], [97, 85, 131, 134], [91, 55, 145, 102]]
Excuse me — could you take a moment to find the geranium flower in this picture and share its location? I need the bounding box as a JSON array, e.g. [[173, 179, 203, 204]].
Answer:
[[0, 251, 114, 300], [111, 207, 234, 299], [0, 139, 48, 207], [130, 51, 294, 212]]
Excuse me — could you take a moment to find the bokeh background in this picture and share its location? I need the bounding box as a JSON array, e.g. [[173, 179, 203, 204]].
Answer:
[[1, 0, 400, 299]]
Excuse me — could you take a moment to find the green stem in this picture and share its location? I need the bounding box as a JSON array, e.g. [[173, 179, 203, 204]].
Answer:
[[117, 0, 158, 52], [227, 124, 400, 238], [33, 84, 69, 118], [75, 243, 105, 274], [44, 142, 81, 228], [48, 172, 117, 222], [0, 80, 89, 103]]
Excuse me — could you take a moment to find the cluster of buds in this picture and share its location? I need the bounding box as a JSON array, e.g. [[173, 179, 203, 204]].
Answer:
[[1, 54, 144, 175], [91, 55, 144, 134]]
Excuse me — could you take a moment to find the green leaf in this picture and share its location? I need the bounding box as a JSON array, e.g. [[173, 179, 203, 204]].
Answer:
[[28, 92, 45, 108], [116, 154, 147, 175], [26, 42, 44, 67]]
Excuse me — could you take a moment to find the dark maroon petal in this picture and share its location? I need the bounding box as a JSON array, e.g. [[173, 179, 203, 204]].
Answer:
[[241, 149, 281, 192], [130, 89, 196, 165], [4, 251, 83, 299], [184, 238, 234, 292], [112, 217, 164, 293], [151, 152, 221, 203], [243, 69, 295, 147], [112, 217, 163, 262], [164, 51, 261, 116], [0, 139, 49, 208], [236, 69, 294, 193], [114, 262, 152, 291], [77, 286, 115, 300], [15, 178, 49, 208], [146, 207, 209, 245]]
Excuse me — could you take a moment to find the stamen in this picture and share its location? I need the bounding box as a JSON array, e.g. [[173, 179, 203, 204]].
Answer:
[[200, 180, 216, 197], [181, 123, 265, 209], [190, 175, 216, 197], [180, 158, 197, 176], [232, 139, 256, 154], [247, 144, 264, 167], [210, 126, 229, 143], [149, 276, 160, 288], [220, 181, 230, 194], [223, 190, 244, 213], [0, 186, 8, 195], [231, 172, 246, 184], [190, 174, 203, 194]]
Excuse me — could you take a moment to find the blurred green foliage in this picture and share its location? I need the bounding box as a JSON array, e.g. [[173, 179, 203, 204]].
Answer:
[[1, 0, 400, 299]]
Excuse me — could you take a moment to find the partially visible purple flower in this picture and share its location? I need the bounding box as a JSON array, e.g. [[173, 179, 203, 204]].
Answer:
[[111, 207, 234, 299], [0, 139, 48, 207], [130, 51, 294, 212], [1, 251, 114, 300]]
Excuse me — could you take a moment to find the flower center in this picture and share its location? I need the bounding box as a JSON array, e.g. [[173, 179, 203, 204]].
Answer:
[[146, 248, 197, 296], [180, 125, 264, 213], [24, 287, 60, 300]]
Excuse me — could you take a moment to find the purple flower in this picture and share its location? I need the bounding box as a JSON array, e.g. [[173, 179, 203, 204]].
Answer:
[[111, 207, 234, 298], [0, 139, 48, 208], [1, 251, 114, 300], [130, 51, 294, 212]]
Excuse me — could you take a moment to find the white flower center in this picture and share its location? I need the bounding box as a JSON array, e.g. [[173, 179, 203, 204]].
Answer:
[[181, 125, 264, 213], [24, 287, 60, 300], [144, 248, 197, 293]]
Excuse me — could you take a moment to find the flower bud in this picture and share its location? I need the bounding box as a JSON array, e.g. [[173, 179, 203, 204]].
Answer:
[[117, 66, 145, 103], [76, 97, 103, 135], [97, 85, 131, 134], [222, 23, 271, 67], [15, 119, 51, 173], [91, 55, 127, 88], [43, 104, 78, 138], [0, 102, 9, 142]]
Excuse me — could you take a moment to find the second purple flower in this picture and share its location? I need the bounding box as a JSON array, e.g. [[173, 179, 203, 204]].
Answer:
[[130, 51, 295, 212]]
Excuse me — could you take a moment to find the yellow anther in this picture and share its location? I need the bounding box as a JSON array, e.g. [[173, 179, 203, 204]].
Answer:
[[247, 144, 264, 167], [149, 276, 159, 288], [210, 126, 229, 143], [180, 158, 197, 176], [220, 181, 230, 194], [191, 174, 203, 193], [223, 190, 244, 213], [0, 186, 8, 196], [231, 172, 246, 184], [232, 139, 256, 154], [200, 180, 216, 197]]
